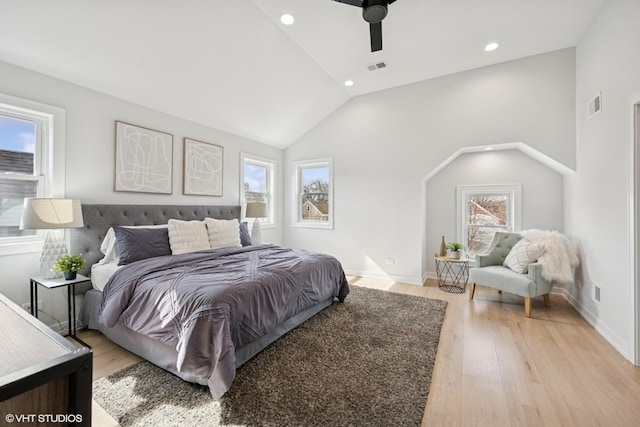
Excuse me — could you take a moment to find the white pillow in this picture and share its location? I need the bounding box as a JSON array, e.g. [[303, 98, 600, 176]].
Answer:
[[503, 239, 543, 274], [167, 219, 210, 255], [204, 218, 241, 250], [99, 227, 119, 264], [99, 224, 168, 264]]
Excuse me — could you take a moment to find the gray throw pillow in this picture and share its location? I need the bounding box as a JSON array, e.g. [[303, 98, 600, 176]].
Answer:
[[114, 226, 172, 265]]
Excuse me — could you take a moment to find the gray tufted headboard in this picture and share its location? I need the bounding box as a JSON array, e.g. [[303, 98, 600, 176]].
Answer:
[[70, 204, 241, 292]]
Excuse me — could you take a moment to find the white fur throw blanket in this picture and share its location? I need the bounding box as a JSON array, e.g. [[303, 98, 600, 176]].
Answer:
[[521, 229, 579, 284]]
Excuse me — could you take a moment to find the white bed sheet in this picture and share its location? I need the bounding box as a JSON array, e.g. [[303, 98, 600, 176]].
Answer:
[[91, 261, 122, 291]]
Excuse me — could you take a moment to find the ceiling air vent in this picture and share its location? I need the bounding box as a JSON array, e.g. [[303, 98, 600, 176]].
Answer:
[[367, 61, 388, 71]]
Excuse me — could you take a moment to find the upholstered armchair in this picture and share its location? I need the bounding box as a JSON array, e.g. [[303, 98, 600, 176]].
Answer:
[[468, 232, 552, 318]]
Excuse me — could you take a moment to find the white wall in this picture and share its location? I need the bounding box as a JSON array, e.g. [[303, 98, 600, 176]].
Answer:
[[0, 59, 284, 327], [285, 48, 576, 284], [565, 0, 640, 360], [425, 149, 564, 275]]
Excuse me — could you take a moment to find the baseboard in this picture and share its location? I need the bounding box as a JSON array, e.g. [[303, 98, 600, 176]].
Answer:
[[425, 271, 438, 280], [553, 286, 630, 361], [32, 309, 72, 334], [343, 269, 423, 286], [391, 275, 422, 286], [45, 318, 69, 334]]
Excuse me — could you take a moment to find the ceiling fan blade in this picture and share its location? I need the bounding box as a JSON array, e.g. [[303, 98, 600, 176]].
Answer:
[[370, 22, 382, 52], [332, 0, 364, 7]]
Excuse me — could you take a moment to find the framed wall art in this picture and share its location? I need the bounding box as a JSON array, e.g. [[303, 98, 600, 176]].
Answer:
[[114, 121, 173, 194], [183, 138, 223, 196]]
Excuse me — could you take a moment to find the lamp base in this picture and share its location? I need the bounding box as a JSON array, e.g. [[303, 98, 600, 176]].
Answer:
[[251, 218, 262, 244], [40, 230, 67, 279]]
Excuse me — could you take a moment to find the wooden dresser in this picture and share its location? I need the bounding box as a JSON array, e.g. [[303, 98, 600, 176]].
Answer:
[[0, 293, 92, 426]]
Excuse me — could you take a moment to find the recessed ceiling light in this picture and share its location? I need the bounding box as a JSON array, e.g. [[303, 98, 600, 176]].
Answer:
[[344, 80, 354, 87], [484, 42, 499, 52], [280, 13, 295, 25], [484, 147, 494, 151]]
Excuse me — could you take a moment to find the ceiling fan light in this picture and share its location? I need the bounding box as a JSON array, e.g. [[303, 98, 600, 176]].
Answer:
[[280, 13, 295, 26]]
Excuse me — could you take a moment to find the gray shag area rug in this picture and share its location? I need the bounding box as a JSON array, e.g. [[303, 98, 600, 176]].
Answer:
[[93, 285, 447, 427]]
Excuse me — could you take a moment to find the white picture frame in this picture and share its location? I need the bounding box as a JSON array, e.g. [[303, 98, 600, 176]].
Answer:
[[183, 138, 223, 196], [114, 121, 173, 194]]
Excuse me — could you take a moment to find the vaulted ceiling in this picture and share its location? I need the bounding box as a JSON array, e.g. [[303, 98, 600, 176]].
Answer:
[[0, 0, 606, 147]]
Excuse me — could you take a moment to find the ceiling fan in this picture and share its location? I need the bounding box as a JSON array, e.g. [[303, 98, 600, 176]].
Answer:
[[332, 0, 398, 52]]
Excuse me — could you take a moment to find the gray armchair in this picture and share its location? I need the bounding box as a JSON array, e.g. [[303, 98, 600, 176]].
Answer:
[[468, 232, 552, 318]]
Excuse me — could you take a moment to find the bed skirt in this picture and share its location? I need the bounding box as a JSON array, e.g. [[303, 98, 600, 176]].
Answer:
[[80, 289, 333, 389]]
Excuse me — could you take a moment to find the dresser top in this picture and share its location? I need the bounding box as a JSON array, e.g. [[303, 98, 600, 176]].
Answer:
[[0, 296, 73, 377]]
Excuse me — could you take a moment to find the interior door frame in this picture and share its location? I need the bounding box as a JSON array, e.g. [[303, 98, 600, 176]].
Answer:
[[630, 90, 640, 366]]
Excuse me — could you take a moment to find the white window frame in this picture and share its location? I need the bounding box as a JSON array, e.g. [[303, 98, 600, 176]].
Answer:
[[456, 184, 521, 259], [0, 93, 65, 255], [240, 153, 276, 228], [292, 157, 333, 229]]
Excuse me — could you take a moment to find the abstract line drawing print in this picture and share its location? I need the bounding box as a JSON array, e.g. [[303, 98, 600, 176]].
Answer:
[[115, 121, 173, 194], [183, 138, 223, 196]]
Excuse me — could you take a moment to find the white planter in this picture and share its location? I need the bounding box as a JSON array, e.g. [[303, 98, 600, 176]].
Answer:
[[449, 251, 461, 259]]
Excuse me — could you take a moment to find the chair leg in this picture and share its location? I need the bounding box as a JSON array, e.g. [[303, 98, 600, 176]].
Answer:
[[468, 283, 476, 300], [543, 293, 552, 307], [524, 297, 531, 318]]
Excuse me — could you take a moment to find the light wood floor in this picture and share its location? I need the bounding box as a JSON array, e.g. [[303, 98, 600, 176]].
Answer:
[[83, 277, 640, 426]]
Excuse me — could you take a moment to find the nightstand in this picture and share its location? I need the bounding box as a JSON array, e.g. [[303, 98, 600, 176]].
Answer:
[[29, 274, 91, 347]]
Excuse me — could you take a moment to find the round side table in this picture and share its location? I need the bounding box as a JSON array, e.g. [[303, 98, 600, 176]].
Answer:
[[434, 256, 470, 294]]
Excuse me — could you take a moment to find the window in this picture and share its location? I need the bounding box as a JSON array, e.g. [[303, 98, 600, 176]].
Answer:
[[293, 158, 333, 229], [0, 115, 39, 239], [457, 185, 521, 259], [241, 153, 275, 226], [0, 93, 64, 250], [0, 112, 45, 239]]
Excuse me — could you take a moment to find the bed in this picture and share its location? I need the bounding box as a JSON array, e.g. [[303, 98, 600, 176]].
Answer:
[[72, 204, 349, 399]]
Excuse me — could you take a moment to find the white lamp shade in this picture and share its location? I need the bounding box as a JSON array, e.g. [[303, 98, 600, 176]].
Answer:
[[19, 198, 83, 279], [20, 198, 84, 230], [245, 202, 267, 218]]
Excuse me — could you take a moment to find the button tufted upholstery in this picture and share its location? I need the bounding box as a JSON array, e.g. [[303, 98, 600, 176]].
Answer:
[[70, 204, 240, 294], [468, 231, 553, 318]]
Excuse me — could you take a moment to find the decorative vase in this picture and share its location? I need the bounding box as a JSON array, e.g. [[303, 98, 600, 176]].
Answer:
[[64, 271, 77, 281], [439, 236, 447, 257]]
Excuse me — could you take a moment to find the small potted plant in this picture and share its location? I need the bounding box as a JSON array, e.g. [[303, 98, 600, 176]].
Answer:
[[53, 254, 87, 280], [446, 242, 465, 259]]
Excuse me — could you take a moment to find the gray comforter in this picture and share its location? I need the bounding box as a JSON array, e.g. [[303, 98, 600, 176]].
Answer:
[[100, 244, 349, 398]]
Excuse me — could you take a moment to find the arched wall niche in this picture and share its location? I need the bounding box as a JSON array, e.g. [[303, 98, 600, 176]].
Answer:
[[419, 142, 574, 280]]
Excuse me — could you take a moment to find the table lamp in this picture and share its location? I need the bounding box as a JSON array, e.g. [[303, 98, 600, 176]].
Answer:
[[245, 202, 267, 244], [20, 198, 84, 279]]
